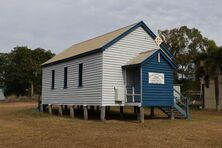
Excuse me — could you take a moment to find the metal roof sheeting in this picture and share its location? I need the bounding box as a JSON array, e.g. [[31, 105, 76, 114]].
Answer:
[[42, 23, 138, 66], [125, 49, 158, 66]]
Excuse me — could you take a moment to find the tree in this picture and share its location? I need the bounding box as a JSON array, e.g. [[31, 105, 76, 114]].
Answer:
[[2, 46, 54, 96], [159, 26, 208, 81], [0, 53, 9, 87], [202, 40, 222, 111], [197, 40, 222, 111], [31, 48, 55, 95]]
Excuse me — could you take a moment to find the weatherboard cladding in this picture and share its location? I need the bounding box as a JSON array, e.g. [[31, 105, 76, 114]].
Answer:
[[42, 21, 174, 68], [41, 52, 103, 105], [41, 22, 175, 107], [102, 26, 159, 106], [42, 23, 137, 66], [142, 50, 174, 106]]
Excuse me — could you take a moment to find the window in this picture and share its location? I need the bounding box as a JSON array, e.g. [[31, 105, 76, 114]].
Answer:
[[51, 70, 55, 89], [64, 67, 68, 88], [157, 53, 160, 63], [78, 63, 83, 87]]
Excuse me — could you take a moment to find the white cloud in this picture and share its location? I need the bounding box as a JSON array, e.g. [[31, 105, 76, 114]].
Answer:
[[0, 0, 221, 53]]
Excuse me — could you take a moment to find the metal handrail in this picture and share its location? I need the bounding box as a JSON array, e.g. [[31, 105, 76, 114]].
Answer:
[[174, 88, 190, 119], [125, 85, 140, 103]]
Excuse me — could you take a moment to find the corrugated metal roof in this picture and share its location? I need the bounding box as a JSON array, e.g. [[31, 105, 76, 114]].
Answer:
[[42, 23, 138, 66], [125, 49, 158, 66]]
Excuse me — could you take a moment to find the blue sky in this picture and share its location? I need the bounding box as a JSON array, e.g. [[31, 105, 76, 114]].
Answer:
[[0, 0, 221, 53]]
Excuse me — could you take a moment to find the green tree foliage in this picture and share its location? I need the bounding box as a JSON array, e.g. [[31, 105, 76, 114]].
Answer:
[[159, 26, 208, 81], [0, 53, 9, 87], [197, 40, 222, 111], [0, 47, 54, 96]]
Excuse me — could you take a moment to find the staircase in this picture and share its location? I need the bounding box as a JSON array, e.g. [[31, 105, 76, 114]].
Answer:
[[159, 89, 191, 119]]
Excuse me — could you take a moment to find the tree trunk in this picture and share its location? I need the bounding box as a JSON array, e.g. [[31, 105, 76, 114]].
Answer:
[[214, 76, 220, 111]]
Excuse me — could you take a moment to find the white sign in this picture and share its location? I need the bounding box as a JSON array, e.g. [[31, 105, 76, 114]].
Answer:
[[148, 72, 165, 84]]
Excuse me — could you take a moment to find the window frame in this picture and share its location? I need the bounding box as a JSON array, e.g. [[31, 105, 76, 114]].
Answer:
[[64, 67, 68, 89], [51, 70, 55, 89], [78, 63, 83, 87]]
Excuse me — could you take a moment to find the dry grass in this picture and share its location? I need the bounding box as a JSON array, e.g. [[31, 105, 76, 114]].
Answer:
[[0, 102, 222, 148], [3, 95, 39, 103]]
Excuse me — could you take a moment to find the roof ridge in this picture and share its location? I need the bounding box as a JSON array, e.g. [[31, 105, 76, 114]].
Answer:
[[68, 22, 139, 49], [43, 21, 160, 67]]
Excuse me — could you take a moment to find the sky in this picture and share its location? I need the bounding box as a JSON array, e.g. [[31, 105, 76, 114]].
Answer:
[[0, 0, 221, 54]]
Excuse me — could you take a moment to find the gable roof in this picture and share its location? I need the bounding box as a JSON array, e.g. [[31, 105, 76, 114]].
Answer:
[[123, 49, 177, 69], [42, 21, 174, 67], [125, 49, 158, 66]]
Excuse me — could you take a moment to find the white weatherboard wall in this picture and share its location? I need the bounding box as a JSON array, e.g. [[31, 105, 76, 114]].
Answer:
[[102, 27, 159, 106], [42, 52, 103, 105]]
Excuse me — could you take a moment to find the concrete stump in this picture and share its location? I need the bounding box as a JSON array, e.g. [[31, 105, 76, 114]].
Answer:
[[59, 105, 63, 116], [170, 107, 175, 120], [83, 106, 88, 120], [70, 106, 75, 118], [48, 104, 53, 115], [40, 104, 44, 112], [139, 107, 144, 123], [100, 106, 106, 121]]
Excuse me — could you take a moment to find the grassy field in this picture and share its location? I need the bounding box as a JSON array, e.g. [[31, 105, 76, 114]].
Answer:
[[0, 102, 222, 148]]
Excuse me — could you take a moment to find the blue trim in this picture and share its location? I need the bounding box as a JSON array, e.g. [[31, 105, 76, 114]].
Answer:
[[101, 22, 143, 50], [42, 21, 175, 67], [141, 49, 177, 69], [102, 21, 175, 59], [141, 50, 174, 107], [41, 48, 103, 67], [122, 64, 141, 68], [138, 21, 175, 60], [160, 43, 175, 60]]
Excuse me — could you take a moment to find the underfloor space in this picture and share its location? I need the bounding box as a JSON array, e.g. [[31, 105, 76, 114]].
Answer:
[[44, 106, 170, 121], [1, 102, 222, 147]]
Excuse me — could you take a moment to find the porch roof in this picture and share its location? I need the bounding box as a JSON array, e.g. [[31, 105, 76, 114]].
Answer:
[[124, 49, 158, 66]]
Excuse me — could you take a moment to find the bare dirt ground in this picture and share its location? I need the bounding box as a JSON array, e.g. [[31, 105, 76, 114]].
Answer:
[[0, 102, 222, 148]]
